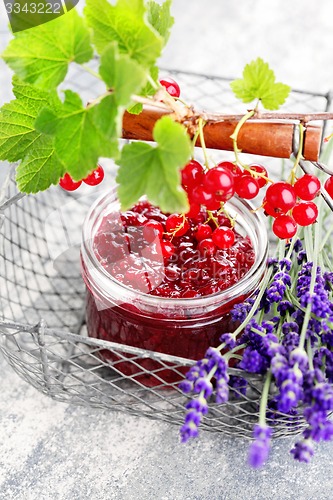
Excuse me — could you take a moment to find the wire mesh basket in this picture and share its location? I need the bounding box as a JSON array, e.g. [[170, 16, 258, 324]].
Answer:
[[0, 68, 332, 439]]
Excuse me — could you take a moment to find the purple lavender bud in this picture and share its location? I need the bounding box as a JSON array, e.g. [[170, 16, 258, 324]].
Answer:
[[216, 378, 229, 404], [179, 379, 193, 394], [253, 424, 273, 440], [186, 396, 209, 415], [290, 347, 309, 370], [290, 439, 314, 463], [282, 322, 299, 335], [194, 378, 213, 398], [279, 258, 292, 271], [184, 409, 201, 426], [278, 380, 301, 413], [294, 239, 303, 252], [248, 440, 270, 468], [248, 424, 272, 468], [220, 333, 236, 349], [239, 348, 267, 374], [277, 300, 294, 315], [180, 409, 202, 443]]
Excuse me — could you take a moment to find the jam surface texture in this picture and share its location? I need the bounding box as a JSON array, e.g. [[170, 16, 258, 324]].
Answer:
[[93, 201, 255, 298]]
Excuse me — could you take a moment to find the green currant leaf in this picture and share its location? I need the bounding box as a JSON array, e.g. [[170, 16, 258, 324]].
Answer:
[[116, 116, 192, 213], [16, 136, 63, 193], [36, 90, 118, 181], [85, 0, 163, 67], [0, 78, 65, 193], [126, 65, 159, 115], [147, 0, 174, 44], [99, 42, 147, 106], [2, 10, 93, 89], [230, 58, 291, 110], [0, 77, 60, 162], [127, 102, 144, 115]]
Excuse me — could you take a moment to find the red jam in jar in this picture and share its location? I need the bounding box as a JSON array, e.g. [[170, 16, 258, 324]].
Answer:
[[81, 190, 268, 387]]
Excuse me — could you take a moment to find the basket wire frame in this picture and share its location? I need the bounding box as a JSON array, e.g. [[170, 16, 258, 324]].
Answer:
[[0, 68, 332, 439]]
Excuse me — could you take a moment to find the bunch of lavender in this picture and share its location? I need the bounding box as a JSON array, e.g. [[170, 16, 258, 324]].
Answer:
[[180, 196, 333, 468]]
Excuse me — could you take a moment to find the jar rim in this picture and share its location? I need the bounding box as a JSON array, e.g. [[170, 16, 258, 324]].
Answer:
[[81, 188, 269, 309]]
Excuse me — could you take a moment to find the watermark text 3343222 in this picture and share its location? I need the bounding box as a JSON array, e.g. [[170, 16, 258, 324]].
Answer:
[[4, 1, 80, 32]]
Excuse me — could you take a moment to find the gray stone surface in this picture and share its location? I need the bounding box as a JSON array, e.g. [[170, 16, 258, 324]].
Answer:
[[2, 1, 333, 499]]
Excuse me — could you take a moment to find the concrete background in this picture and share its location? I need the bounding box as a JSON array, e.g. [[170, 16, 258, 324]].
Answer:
[[1, 1, 333, 499]]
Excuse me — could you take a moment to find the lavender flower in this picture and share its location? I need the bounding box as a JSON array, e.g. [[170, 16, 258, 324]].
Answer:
[[239, 348, 268, 374], [248, 424, 272, 468], [290, 439, 314, 463], [296, 263, 333, 320], [231, 295, 256, 322], [220, 333, 236, 349], [180, 409, 202, 442], [266, 270, 291, 304], [180, 347, 230, 442]]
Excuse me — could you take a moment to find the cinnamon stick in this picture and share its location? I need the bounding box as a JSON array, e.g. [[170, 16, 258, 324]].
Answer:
[[122, 106, 322, 162]]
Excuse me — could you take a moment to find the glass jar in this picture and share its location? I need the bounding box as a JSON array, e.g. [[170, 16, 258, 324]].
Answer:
[[81, 189, 268, 387]]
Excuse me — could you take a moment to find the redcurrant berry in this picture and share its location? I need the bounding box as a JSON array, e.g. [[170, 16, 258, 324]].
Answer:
[[83, 165, 105, 186], [160, 240, 176, 259], [166, 214, 190, 237], [198, 238, 216, 256], [191, 185, 221, 210], [292, 202, 318, 226], [324, 176, 333, 198], [294, 174, 321, 201], [159, 77, 180, 98], [143, 220, 164, 242], [272, 215, 297, 239], [186, 202, 201, 218], [217, 161, 242, 178], [235, 175, 260, 199], [203, 166, 235, 201], [181, 160, 204, 189], [243, 164, 268, 188], [265, 182, 296, 213], [195, 224, 213, 242], [59, 173, 82, 191], [263, 198, 279, 218], [212, 226, 235, 249]]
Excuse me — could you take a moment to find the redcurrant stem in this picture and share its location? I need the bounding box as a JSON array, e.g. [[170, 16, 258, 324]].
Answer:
[[206, 210, 219, 228], [191, 126, 201, 151], [230, 109, 255, 167], [198, 117, 210, 168], [175, 97, 189, 106], [217, 205, 236, 228]]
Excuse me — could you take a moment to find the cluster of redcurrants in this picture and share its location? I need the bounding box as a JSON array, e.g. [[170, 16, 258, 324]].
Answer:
[[262, 176, 321, 239], [142, 209, 236, 260], [180, 157, 327, 239], [59, 165, 104, 191]]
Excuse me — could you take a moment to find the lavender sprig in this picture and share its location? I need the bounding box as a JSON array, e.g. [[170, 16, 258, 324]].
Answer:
[[180, 210, 333, 468]]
